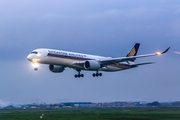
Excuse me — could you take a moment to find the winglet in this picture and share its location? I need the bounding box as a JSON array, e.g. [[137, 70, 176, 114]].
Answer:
[[162, 47, 170, 54], [156, 47, 170, 55]]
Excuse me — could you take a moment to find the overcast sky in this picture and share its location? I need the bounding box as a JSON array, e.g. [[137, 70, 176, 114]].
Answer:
[[0, 0, 180, 106]]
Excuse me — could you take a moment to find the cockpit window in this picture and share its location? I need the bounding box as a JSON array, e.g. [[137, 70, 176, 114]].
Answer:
[[31, 51, 38, 54]]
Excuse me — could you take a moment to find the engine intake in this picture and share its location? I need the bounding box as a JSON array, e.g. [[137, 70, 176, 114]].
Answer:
[[84, 60, 100, 70], [49, 65, 64, 73]]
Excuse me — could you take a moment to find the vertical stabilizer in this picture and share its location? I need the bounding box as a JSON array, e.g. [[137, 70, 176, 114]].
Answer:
[[126, 43, 140, 62]]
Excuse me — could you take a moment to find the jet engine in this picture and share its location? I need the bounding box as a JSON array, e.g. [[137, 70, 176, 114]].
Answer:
[[49, 65, 64, 73], [84, 60, 101, 70]]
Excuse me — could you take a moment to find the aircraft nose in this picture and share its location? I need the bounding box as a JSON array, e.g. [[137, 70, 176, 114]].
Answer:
[[27, 54, 32, 61]]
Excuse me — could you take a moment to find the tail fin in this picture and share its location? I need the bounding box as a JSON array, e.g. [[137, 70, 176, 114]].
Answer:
[[126, 43, 140, 62]]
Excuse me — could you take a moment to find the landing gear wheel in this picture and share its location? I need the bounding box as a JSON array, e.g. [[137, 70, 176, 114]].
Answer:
[[75, 74, 78, 78], [99, 73, 102, 76], [34, 67, 38, 71], [96, 73, 99, 76], [92, 72, 102, 77]]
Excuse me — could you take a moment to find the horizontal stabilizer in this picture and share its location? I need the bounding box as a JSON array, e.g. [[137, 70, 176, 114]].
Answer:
[[133, 62, 155, 67]]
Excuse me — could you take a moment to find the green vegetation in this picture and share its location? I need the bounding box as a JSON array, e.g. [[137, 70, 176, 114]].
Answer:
[[0, 107, 180, 120]]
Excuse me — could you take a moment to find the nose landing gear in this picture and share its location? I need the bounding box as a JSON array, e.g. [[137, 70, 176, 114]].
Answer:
[[33, 63, 38, 71]]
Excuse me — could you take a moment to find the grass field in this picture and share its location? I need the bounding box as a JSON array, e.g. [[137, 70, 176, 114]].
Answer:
[[0, 107, 180, 120]]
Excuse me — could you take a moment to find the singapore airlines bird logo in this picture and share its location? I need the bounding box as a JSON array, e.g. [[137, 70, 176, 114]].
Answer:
[[129, 48, 136, 56]]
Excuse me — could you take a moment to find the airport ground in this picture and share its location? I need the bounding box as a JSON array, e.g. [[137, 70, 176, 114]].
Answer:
[[0, 107, 180, 120]]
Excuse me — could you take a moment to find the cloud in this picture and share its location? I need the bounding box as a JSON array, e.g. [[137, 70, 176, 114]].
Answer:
[[0, 0, 180, 104], [174, 51, 180, 54], [0, 100, 9, 108], [40, 13, 59, 19], [167, 19, 180, 37]]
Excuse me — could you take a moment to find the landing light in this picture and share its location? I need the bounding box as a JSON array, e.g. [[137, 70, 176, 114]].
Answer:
[[33, 63, 39, 68], [32, 59, 40, 63], [156, 52, 161, 55]]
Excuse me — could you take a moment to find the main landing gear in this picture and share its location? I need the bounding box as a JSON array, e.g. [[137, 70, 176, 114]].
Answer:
[[74, 69, 84, 78], [74, 70, 102, 78], [92, 71, 102, 77]]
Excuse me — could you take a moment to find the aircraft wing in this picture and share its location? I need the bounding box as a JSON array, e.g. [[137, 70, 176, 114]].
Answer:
[[99, 47, 170, 65]]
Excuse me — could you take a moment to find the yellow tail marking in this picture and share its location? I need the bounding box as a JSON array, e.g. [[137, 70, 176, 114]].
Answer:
[[129, 48, 136, 56]]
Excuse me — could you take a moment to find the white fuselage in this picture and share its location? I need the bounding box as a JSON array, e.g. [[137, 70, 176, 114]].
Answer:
[[27, 48, 133, 72]]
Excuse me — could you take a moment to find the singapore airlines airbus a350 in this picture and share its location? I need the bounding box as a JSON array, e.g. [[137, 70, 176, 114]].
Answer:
[[27, 43, 170, 78]]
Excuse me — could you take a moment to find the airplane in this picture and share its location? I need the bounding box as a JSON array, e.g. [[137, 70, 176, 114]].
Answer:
[[27, 43, 170, 78]]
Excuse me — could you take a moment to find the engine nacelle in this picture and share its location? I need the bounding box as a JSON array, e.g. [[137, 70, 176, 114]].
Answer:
[[49, 65, 64, 73], [84, 60, 101, 70]]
